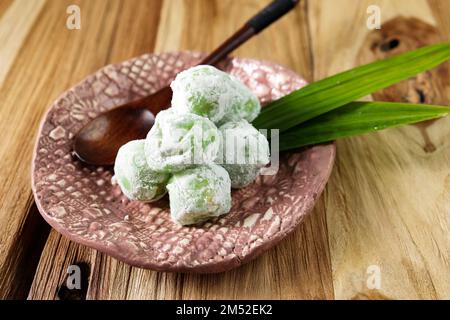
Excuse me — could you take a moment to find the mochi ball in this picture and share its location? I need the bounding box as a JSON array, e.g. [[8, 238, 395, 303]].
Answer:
[[220, 164, 262, 190], [219, 119, 270, 188], [145, 109, 222, 173], [170, 65, 261, 124], [219, 74, 261, 124], [166, 164, 231, 225], [114, 140, 170, 201]]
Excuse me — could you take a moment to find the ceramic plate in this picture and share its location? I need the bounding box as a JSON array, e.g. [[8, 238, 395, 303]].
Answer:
[[32, 52, 335, 273]]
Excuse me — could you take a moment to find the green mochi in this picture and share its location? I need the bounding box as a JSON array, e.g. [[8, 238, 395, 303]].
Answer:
[[114, 140, 170, 201], [170, 65, 261, 124], [219, 120, 270, 188], [166, 164, 231, 225], [145, 109, 222, 173]]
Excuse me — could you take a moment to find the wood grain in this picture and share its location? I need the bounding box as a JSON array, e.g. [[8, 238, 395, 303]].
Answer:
[[0, 0, 14, 19], [1, 0, 450, 300], [428, 0, 450, 39], [0, 0, 49, 299], [0, 0, 46, 86], [307, 0, 450, 299]]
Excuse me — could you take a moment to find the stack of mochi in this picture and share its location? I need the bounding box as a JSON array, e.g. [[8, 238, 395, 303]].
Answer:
[[114, 65, 270, 225]]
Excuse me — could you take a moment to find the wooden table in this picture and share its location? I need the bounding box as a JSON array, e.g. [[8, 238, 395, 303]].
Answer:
[[1, 0, 450, 300]]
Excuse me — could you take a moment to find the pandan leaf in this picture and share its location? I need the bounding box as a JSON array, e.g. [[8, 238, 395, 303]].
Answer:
[[253, 42, 450, 132], [278, 101, 449, 151]]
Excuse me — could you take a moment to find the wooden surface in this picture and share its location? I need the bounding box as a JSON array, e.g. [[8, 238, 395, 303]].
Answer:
[[1, 0, 450, 300]]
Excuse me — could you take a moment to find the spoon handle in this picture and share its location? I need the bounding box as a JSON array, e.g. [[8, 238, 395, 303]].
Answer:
[[73, 0, 301, 165], [201, 0, 300, 66], [132, 0, 300, 114], [248, 0, 300, 33]]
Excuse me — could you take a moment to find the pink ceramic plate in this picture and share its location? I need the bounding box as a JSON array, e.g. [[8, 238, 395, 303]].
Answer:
[[32, 52, 335, 273]]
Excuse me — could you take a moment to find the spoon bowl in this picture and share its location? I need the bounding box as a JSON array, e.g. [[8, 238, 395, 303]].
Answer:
[[73, 106, 155, 165]]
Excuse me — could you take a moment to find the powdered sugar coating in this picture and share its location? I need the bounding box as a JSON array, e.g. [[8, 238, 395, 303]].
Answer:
[[171, 65, 260, 124], [166, 164, 231, 225], [220, 74, 261, 124], [219, 120, 270, 188], [145, 109, 222, 172], [222, 164, 261, 189], [114, 140, 169, 201]]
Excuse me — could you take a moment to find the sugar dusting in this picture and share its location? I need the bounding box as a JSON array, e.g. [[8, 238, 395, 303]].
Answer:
[[171, 65, 260, 124]]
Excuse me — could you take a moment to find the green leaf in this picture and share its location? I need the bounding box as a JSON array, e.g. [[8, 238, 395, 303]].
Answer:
[[278, 101, 449, 151], [253, 42, 450, 132]]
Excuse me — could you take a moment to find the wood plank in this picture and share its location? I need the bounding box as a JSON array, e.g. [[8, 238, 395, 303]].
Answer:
[[28, 232, 93, 300], [0, 202, 50, 299], [307, 0, 450, 299], [0, 0, 46, 86], [85, 0, 332, 300], [0, 0, 163, 299], [0, 0, 14, 19], [428, 0, 450, 39], [155, 0, 313, 81], [0, 0, 50, 299]]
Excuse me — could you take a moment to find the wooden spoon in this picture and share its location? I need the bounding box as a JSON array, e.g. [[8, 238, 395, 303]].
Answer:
[[73, 0, 300, 165]]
